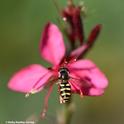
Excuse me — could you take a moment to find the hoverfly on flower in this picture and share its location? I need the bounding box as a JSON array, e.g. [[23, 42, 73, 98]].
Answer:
[[58, 67, 71, 104], [8, 23, 108, 118]]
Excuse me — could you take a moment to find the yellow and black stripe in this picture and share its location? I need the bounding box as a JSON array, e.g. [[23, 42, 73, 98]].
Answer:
[[60, 80, 71, 103]]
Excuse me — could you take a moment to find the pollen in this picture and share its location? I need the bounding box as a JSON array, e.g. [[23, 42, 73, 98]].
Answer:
[[25, 89, 38, 98]]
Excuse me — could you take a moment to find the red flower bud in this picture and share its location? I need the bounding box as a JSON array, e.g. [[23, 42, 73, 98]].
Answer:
[[70, 24, 102, 59], [62, 5, 84, 47], [87, 24, 102, 46]]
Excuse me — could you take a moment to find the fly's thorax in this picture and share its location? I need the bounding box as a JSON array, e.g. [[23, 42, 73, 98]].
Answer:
[[58, 67, 69, 80]]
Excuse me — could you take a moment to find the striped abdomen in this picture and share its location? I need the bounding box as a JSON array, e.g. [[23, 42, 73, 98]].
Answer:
[[59, 81, 71, 103]]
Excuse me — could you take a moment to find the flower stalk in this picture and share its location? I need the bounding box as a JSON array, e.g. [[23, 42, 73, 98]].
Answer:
[[57, 102, 75, 124]]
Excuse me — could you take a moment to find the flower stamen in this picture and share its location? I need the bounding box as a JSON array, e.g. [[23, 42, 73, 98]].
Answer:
[[32, 71, 51, 90], [79, 89, 84, 98], [41, 81, 54, 119], [25, 89, 38, 98]]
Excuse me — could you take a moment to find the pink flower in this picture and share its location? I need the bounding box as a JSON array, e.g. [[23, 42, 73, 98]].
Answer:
[[8, 23, 108, 118]]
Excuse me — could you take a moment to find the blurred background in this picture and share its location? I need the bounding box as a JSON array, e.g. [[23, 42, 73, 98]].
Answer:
[[0, 0, 123, 124]]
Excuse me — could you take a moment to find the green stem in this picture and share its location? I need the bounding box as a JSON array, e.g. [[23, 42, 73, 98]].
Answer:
[[64, 103, 73, 124], [57, 102, 75, 124]]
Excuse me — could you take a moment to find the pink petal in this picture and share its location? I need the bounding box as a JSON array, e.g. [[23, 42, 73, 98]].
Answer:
[[68, 59, 108, 89], [89, 88, 104, 96], [40, 23, 65, 65], [69, 79, 105, 96], [70, 44, 88, 59], [8, 64, 53, 93]]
